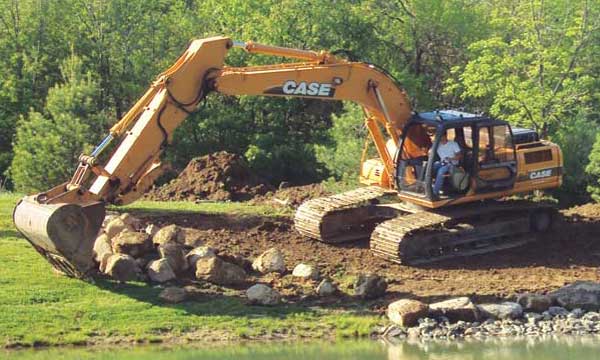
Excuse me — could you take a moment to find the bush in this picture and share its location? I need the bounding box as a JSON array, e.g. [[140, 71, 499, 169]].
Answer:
[[550, 114, 599, 200], [586, 133, 600, 202], [315, 103, 367, 180], [10, 55, 108, 193]]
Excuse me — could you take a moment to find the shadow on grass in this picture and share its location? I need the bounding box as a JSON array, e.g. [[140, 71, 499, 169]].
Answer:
[[0, 229, 22, 239], [92, 278, 315, 320]]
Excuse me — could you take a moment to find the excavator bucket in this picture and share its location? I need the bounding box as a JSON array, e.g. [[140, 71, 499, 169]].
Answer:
[[13, 196, 105, 279]]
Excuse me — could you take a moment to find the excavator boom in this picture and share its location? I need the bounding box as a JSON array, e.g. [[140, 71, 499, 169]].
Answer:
[[13, 36, 412, 277]]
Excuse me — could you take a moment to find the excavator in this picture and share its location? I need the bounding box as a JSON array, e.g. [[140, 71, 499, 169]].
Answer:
[[13, 36, 562, 278]]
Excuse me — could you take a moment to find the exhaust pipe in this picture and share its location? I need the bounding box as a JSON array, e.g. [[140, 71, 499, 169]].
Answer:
[[13, 196, 105, 279]]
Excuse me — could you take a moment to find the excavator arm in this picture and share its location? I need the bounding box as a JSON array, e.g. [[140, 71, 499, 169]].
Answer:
[[13, 36, 412, 278]]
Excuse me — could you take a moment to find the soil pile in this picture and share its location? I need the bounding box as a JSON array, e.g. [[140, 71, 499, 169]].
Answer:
[[146, 152, 273, 202]]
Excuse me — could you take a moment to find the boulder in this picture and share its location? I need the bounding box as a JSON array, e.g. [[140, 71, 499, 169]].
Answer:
[[387, 299, 429, 327], [102, 213, 119, 228], [152, 224, 181, 246], [547, 306, 569, 317], [105, 217, 134, 240], [516, 293, 552, 313], [119, 213, 141, 229], [93, 233, 113, 263], [478, 302, 523, 320], [292, 263, 319, 280], [104, 254, 139, 282], [145, 224, 161, 237], [158, 242, 189, 273], [429, 297, 480, 322], [316, 279, 337, 296], [195, 257, 247, 286], [220, 254, 253, 273], [158, 287, 187, 304], [354, 274, 387, 300], [246, 284, 281, 306], [549, 281, 600, 311], [147, 259, 176, 283], [98, 253, 112, 273], [112, 231, 151, 257], [186, 246, 217, 269], [179, 227, 205, 248], [152, 225, 205, 248], [252, 248, 285, 274]]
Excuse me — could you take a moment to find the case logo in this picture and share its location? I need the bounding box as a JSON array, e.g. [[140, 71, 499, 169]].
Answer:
[[529, 169, 553, 180], [264, 80, 335, 97]]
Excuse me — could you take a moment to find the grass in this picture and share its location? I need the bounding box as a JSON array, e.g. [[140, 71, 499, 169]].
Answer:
[[0, 193, 382, 348], [116, 200, 293, 218]]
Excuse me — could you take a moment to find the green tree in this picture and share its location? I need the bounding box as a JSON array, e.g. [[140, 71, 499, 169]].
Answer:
[[10, 55, 108, 192], [315, 103, 367, 180], [551, 112, 599, 199], [586, 133, 600, 202], [446, 0, 599, 137]]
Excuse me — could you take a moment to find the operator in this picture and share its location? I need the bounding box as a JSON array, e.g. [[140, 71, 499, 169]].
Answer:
[[433, 131, 462, 198]]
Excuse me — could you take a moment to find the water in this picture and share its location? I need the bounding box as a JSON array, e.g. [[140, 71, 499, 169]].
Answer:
[[4, 337, 600, 360]]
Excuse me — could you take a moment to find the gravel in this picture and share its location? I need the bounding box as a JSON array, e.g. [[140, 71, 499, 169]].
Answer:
[[379, 308, 600, 341]]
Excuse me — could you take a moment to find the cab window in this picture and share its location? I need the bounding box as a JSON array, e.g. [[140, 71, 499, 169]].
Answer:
[[478, 125, 515, 164], [492, 125, 515, 162]]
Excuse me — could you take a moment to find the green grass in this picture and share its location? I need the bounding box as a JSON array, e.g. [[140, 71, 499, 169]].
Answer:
[[0, 194, 381, 348], [116, 200, 293, 218]]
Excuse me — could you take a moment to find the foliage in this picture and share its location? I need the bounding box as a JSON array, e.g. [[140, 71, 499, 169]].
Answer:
[[551, 113, 599, 199], [446, 0, 599, 137], [10, 55, 108, 192], [0, 0, 599, 200], [586, 133, 600, 202], [315, 103, 367, 180]]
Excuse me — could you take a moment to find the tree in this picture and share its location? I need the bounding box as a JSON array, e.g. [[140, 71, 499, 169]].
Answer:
[[586, 133, 600, 202], [446, 0, 599, 137], [10, 55, 108, 192], [551, 111, 599, 199], [315, 103, 368, 180]]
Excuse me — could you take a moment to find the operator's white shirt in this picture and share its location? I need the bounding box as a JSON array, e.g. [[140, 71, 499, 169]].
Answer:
[[437, 140, 461, 165]]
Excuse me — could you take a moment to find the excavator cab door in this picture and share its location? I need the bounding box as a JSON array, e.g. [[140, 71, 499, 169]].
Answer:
[[395, 122, 434, 197], [472, 123, 518, 193]]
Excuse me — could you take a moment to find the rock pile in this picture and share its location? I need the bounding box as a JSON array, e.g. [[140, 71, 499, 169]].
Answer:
[[93, 213, 361, 306], [94, 213, 251, 286], [382, 281, 600, 340]]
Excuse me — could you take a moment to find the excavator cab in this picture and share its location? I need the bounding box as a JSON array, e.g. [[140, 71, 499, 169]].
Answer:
[[395, 110, 518, 202]]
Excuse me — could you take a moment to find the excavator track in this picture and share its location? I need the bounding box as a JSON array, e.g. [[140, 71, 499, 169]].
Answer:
[[294, 186, 397, 243], [370, 200, 555, 265]]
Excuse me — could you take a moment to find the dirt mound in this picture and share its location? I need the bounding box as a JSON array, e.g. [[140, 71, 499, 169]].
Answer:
[[251, 184, 331, 208], [146, 152, 273, 202]]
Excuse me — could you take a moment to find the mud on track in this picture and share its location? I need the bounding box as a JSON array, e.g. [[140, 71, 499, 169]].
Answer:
[[136, 203, 600, 304]]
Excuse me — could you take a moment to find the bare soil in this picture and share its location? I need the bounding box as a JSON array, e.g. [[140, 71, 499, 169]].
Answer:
[[145, 152, 273, 202], [250, 183, 331, 208], [136, 202, 600, 304]]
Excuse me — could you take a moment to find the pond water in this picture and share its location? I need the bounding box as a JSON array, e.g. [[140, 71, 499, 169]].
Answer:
[[5, 336, 600, 360]]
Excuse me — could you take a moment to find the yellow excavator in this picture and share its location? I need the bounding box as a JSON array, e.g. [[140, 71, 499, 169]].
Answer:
[[13, 36, 562, 278]]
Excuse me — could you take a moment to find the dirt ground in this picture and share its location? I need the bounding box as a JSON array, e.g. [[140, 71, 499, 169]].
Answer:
[[137, 201, 600, 305], [142, 153, 600, 304]]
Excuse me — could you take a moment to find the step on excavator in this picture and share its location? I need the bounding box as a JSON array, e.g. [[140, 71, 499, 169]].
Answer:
[[13, 36, 562, 278]]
